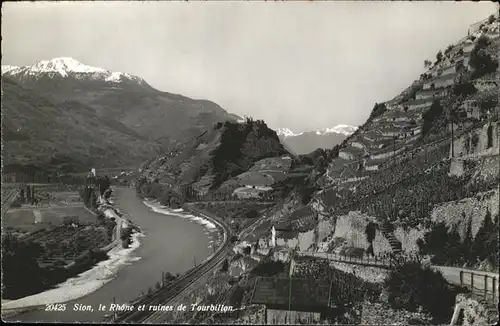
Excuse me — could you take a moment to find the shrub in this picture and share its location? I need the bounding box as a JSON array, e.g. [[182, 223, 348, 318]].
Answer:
[[422, 100, 444, 136], [385, 262, 458, 324], [435, 50, 443, 64], [417, 222, 463, 265], [453, 81, 477, 97], [221, 259, 229, 272], [445, 45, 453, 55], [246, 210, 258, 218], [243, 246, 251, 255], [470, 36, 498, 78], [299, 186, 316, 205], [250, 260, 285, 277], [339, 247, 365, 258], [369, 102, 387, 121], [488, 14, 495, 24]]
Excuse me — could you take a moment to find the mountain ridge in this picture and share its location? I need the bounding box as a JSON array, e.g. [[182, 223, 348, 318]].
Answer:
[[275, 125, 357, 154], [2, 57, 240, 172]]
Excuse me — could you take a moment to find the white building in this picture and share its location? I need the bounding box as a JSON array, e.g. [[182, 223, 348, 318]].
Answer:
[[423, 74, 458, 90], [415, 88, 448, 101]]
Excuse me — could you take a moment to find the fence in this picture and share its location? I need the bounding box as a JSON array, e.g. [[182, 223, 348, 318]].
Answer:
[[459, 270, 499, 302], [298, 251, 421, 269]]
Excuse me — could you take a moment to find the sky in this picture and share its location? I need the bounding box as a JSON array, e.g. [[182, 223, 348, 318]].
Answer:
[[2, 2, 498, 133]]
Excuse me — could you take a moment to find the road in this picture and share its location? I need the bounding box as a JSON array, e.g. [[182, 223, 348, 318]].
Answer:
[[299, 251, 499, 301]]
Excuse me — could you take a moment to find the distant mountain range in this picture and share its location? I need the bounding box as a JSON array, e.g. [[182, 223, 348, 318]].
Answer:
[[2, 57, 240, 172], [276, 125, 358, 154]]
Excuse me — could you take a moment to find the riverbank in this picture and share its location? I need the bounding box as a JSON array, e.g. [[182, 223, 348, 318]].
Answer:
[[3, 187, 214, 323], [142, 199, 225, 256], [1, 193, 143, 312]]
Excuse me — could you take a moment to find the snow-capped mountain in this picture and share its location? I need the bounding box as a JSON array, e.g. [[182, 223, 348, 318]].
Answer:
[[277, 125, 357, 138], [2, 57, 239, 170], [276, 125, 358, 155], [276, 128, 304, 138], [315, 124, 358, 136], [1, 57, 148, 86]]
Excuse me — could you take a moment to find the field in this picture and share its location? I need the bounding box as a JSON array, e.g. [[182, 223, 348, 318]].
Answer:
[[4, 206, 97, 233]]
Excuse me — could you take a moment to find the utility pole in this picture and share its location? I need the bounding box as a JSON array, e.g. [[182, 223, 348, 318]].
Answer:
[[450, 117, 455, 158], [393, 135, 397, 167], [113, 297, 117, 322], [288, 260, 292, 312]]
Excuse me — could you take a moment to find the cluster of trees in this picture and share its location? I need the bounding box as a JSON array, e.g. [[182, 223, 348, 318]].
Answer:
[[435, 50, 444, 65], [120, 226, 134, 248], [96, 213, 117, 244], [19, 184, 37, 205], [422, 100, 444, 136], [385, 261, 464, 324], [368, 102, 387, 121], [417, 210, 499, 269], [211, 119, 285, 189], [470, 35, 498, 79], [364, 222, 377, 257], [1, 233, 46, 299], [452, 81, 477, 97], [250, 260, 285, 277], [80, 186, 98, 209]]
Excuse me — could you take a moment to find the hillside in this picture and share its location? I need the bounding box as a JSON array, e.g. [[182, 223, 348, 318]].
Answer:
[[135, 119, 289, 206], [243, 13, 499, 273], [1, 77, 163, 172], [1, 58, 239, 172]]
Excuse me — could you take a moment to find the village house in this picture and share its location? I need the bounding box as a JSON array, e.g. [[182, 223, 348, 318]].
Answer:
[[233, 186, 272, 200], [415, 87, 448, 100], [454, 54, 472, 72], [458, 100, 482, 120], [382, 99, 400, 111], [349, 135, 368, 151], [364, 157, 387, 171], [430, 63, 458, 78], [270, 207, 317, 252], [462, 40, 475, 54], [338, 145, 366, 161], [400, 97, 435, 111], [423, 73, 458, 90]]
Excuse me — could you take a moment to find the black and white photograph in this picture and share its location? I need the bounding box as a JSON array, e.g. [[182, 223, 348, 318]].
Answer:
[[1, 1, 499, 325]]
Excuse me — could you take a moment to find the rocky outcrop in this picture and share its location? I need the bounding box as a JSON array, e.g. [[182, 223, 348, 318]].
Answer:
[[360, 301, 433, 325], [449, 293, 498, 326], [431, 188, 499, 240]]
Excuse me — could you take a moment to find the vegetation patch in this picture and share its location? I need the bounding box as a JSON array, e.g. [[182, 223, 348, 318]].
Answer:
[[384, 262, 466, 324]]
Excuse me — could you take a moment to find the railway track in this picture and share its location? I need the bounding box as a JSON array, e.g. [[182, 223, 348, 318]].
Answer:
[[115, 203, 269, 323], [113, 207, 233, 323]]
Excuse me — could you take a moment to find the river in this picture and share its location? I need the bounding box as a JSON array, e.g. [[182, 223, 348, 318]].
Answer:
[[6, 187, 215, 323]]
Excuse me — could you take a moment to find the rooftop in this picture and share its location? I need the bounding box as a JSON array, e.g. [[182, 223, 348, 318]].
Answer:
[[402, 97, 437, 107], [339, 145, 365, 156], [426, 73, 457, 83]]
